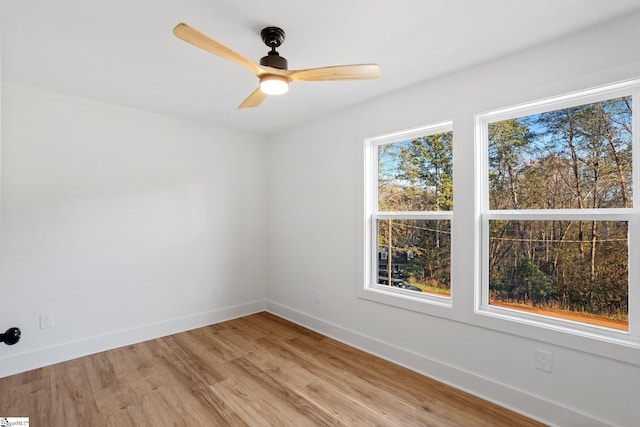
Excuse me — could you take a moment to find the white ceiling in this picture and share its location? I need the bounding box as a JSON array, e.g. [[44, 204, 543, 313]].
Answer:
[[2, 0, 640, 135]]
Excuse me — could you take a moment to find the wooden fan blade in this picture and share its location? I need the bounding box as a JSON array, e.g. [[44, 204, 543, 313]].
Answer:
[[173, 23, 261, 76], [238, 87, 267, 109], [289, 64, 381, 82]]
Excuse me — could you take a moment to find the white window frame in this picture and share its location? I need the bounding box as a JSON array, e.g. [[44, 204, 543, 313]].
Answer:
[[476, 80, 640, 344], [362, 122, 453, 313]]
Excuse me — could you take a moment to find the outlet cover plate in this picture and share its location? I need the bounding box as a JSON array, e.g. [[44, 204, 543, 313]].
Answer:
[[40, 313, 54, 329], [535, 349, 553, 373]]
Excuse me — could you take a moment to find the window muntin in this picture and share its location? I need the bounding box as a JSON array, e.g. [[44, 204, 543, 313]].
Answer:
[[366, 123, 453, 303], [481, 87, 635, 333]]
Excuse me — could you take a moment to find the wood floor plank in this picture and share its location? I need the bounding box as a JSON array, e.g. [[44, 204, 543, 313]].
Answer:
[[151, 337, 248, 426], [279, 331, 523, 427], [192, 324, 248, 363], [108, 343, 194, 426], [50, 357, 102, 427], [87, 381, 149, 427], [1, 376, 50, 420], [253, 334, 455, 426], [0, 312, 545, 426], [230, 355, 339, 426], [248, 343, 413, 427]]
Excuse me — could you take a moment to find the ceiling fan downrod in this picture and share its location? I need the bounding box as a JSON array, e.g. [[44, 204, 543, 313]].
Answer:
[[260, 27, 288, 70]]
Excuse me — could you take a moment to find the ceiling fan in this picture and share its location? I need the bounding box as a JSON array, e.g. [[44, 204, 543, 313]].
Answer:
[[173, 23, 381, 109]]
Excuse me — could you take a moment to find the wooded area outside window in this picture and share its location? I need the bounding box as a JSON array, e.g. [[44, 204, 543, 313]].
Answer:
[[364, 122, 453, 307], [478, 81, 638, 338]]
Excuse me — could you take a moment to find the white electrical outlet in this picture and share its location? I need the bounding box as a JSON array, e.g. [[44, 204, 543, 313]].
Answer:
[[40, 313, 54, 329], [535, 349, 553, 373], [313, 290, 321, 303]]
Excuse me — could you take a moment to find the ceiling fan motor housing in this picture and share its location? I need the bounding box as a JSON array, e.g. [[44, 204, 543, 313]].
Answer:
[[260, 26, 288, 70], [260, 52, 288, 70]]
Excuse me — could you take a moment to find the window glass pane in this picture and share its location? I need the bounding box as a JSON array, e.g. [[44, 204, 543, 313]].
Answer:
[[488, 97, 632, 210], [377, 219, 451, 296], [489, 220, 628, 330], [378, 131, 453, 211]]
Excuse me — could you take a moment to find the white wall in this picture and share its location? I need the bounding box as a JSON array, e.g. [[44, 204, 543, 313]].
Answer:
[[3, 10, 640, 427], [0, 83, 267, 376], [266, 12, 640, 427]]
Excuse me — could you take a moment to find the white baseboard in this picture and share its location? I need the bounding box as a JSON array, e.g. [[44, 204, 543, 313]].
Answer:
[[266, 300, 610, 427], [0, 300, 265, 378]]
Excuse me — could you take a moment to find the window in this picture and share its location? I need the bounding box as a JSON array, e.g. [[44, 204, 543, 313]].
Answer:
[[364, 122, 453, 308], [478, 82, 638, 335]]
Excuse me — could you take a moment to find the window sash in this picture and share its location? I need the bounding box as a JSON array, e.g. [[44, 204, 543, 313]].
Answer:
[[485, 209, 632, 221], [478, 80, 639, 338], [375, 211, 453, 220]]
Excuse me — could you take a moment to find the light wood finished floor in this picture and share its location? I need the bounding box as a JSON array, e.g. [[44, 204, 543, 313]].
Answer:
[[0, 312, 545, 426]]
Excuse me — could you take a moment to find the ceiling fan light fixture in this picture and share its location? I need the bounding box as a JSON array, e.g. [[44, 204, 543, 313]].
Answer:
[[259, 74, 289, 95], [173, 23, 381, 109]]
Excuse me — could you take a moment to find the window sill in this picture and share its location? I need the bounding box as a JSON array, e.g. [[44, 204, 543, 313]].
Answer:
[[358, 285, 452, 314], [472, 305, 640, 365], [356, 285, 640, 366]]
